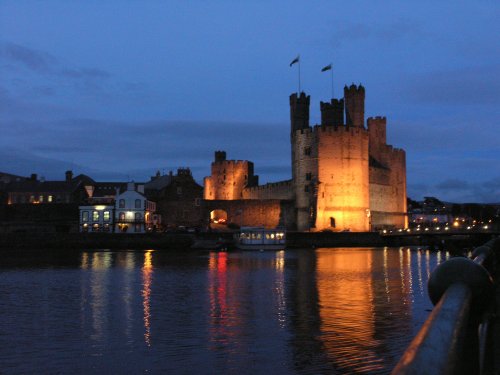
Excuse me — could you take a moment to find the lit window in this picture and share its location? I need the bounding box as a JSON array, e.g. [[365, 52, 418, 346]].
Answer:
[[119, 212, 125, 221], [93, 211, 99, 221], [103, 211, 110, 221], [119, 199, 125, 208], [135, 199, 141, 208], [82, 211, 89, 222], [48, 195, 53, 203], [39, 195, 44, 203]]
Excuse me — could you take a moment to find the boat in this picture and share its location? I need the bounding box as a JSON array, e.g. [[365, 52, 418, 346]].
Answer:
[[236, 226, 286, 250]]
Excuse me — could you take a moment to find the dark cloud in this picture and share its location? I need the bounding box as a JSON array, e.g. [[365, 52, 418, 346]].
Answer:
[[0, 41, 111, 81], [330, 18, 424, 47], [408, 176, 500, 203], [402, 64, 500, 105], [0, 117, 290, 184], [435, 179, 470, 191], [61, 67, 111, 79], [0, 42, 56, 73]]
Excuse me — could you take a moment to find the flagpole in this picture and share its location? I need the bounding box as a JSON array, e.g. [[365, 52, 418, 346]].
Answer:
[[331, 67, 334, 98], [298, 59, 301, 93]]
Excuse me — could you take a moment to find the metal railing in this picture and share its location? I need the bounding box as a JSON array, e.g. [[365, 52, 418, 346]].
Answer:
[[392, 238, 498, 375]]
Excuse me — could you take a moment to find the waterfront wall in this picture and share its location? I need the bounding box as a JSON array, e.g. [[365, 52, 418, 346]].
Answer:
[[0, 232, 194, 251], [286, 231, 385, 248]]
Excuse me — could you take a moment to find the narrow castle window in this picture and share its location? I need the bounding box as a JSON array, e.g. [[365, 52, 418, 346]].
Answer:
[[330, 217, 336, 228], [304, 147, 311, 156], [306, 173, 312, 181]]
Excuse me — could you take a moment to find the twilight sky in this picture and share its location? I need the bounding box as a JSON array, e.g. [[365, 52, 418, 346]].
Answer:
[[1, 1, 499, 203]]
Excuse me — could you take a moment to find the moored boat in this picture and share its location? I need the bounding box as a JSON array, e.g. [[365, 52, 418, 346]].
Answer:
[[236, 226, 286, 250]]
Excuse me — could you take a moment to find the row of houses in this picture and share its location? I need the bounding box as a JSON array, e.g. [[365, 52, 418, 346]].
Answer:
[[0, 169, 203, 234]]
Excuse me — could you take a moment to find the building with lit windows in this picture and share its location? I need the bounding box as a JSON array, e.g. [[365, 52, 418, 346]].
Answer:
[[79, 204, 114, 232], [79, 182, 159, 233], [114, 183, 157, 233]]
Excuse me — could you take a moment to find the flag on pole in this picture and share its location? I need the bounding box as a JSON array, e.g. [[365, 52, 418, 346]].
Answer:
[[290, 55, 300, 67], [321, 64, 332, 72]]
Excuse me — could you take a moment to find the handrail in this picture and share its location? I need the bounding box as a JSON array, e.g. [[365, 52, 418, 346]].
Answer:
[[392, 238, 498, 375]]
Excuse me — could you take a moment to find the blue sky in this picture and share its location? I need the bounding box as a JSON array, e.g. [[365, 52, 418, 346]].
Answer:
[[1, 1, 499, 202]]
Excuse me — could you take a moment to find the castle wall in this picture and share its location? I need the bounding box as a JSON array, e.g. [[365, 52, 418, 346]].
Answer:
[[315, 126, 370, 232], [368, 116, 407, 229], [292, 128, 318, 231], [204, 199, 295, 229], [242, 180, 294, 200]]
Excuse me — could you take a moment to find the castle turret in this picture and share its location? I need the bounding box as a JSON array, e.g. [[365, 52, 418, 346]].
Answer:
[[290, 92, 310, 133], [320, 98, 344, 126], [214, 151, 226, 162], [367, 116, 387, 162], [344, 84, 365, 128]]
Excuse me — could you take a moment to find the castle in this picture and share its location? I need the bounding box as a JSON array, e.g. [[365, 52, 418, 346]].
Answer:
[[204, 84, 407, 232]]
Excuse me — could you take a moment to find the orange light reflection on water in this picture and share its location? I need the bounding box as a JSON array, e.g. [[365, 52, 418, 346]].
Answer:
[[316, 248, 414, 373], [142, 250, 154, 347]]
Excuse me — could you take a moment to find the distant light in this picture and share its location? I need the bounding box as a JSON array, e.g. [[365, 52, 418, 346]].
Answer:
[[435, 227, 440, 230], [483, 225, 489, 230], [398, 229, 403, 232], [444, 227, 449, 231], [416, 228, 421, 231], [467, 226, 471, 230], [425, 228, 429, 231], [94, 205, 107, 211], [382, 229, 387, 234]]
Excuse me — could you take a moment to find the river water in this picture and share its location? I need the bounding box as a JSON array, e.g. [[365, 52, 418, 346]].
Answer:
[[0, 247, 448, 374]]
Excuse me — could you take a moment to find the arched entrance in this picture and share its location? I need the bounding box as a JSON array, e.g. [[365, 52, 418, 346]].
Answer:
[[210, 209, 228, 224]]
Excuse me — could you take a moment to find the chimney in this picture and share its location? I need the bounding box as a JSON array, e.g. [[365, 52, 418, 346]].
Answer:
[[65, 170, 73, 182]]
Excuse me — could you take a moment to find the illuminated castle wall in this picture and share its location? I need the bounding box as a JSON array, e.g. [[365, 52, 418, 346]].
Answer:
[[204, 84, 407, 231], [203, 151, 259, 200]]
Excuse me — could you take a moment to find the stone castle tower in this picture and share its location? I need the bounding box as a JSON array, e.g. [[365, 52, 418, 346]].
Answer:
[[203, 151, 259, 200], [290, 84, 406, 231], [291, 85, 370, 231]]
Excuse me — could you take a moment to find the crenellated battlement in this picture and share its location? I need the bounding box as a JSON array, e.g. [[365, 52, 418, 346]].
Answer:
[[367, 116, 386, 122], [244, 180, 292, 192], [290, 92, 310, 133], [344, 83, 365, 93], [311, 123, 368, 135], [344, 84, 365, 128]]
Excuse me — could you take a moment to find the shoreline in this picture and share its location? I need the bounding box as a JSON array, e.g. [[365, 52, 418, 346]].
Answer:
[[1, 231, 493, 252]]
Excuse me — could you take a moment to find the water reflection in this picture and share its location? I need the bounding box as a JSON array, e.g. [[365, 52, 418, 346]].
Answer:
[[0, 247, 442, 374], [142, 250, 153, 347]]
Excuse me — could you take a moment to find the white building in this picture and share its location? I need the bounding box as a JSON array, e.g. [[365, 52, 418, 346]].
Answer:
[[79, 182, 159, 233], [114, 183, 157, 233]]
